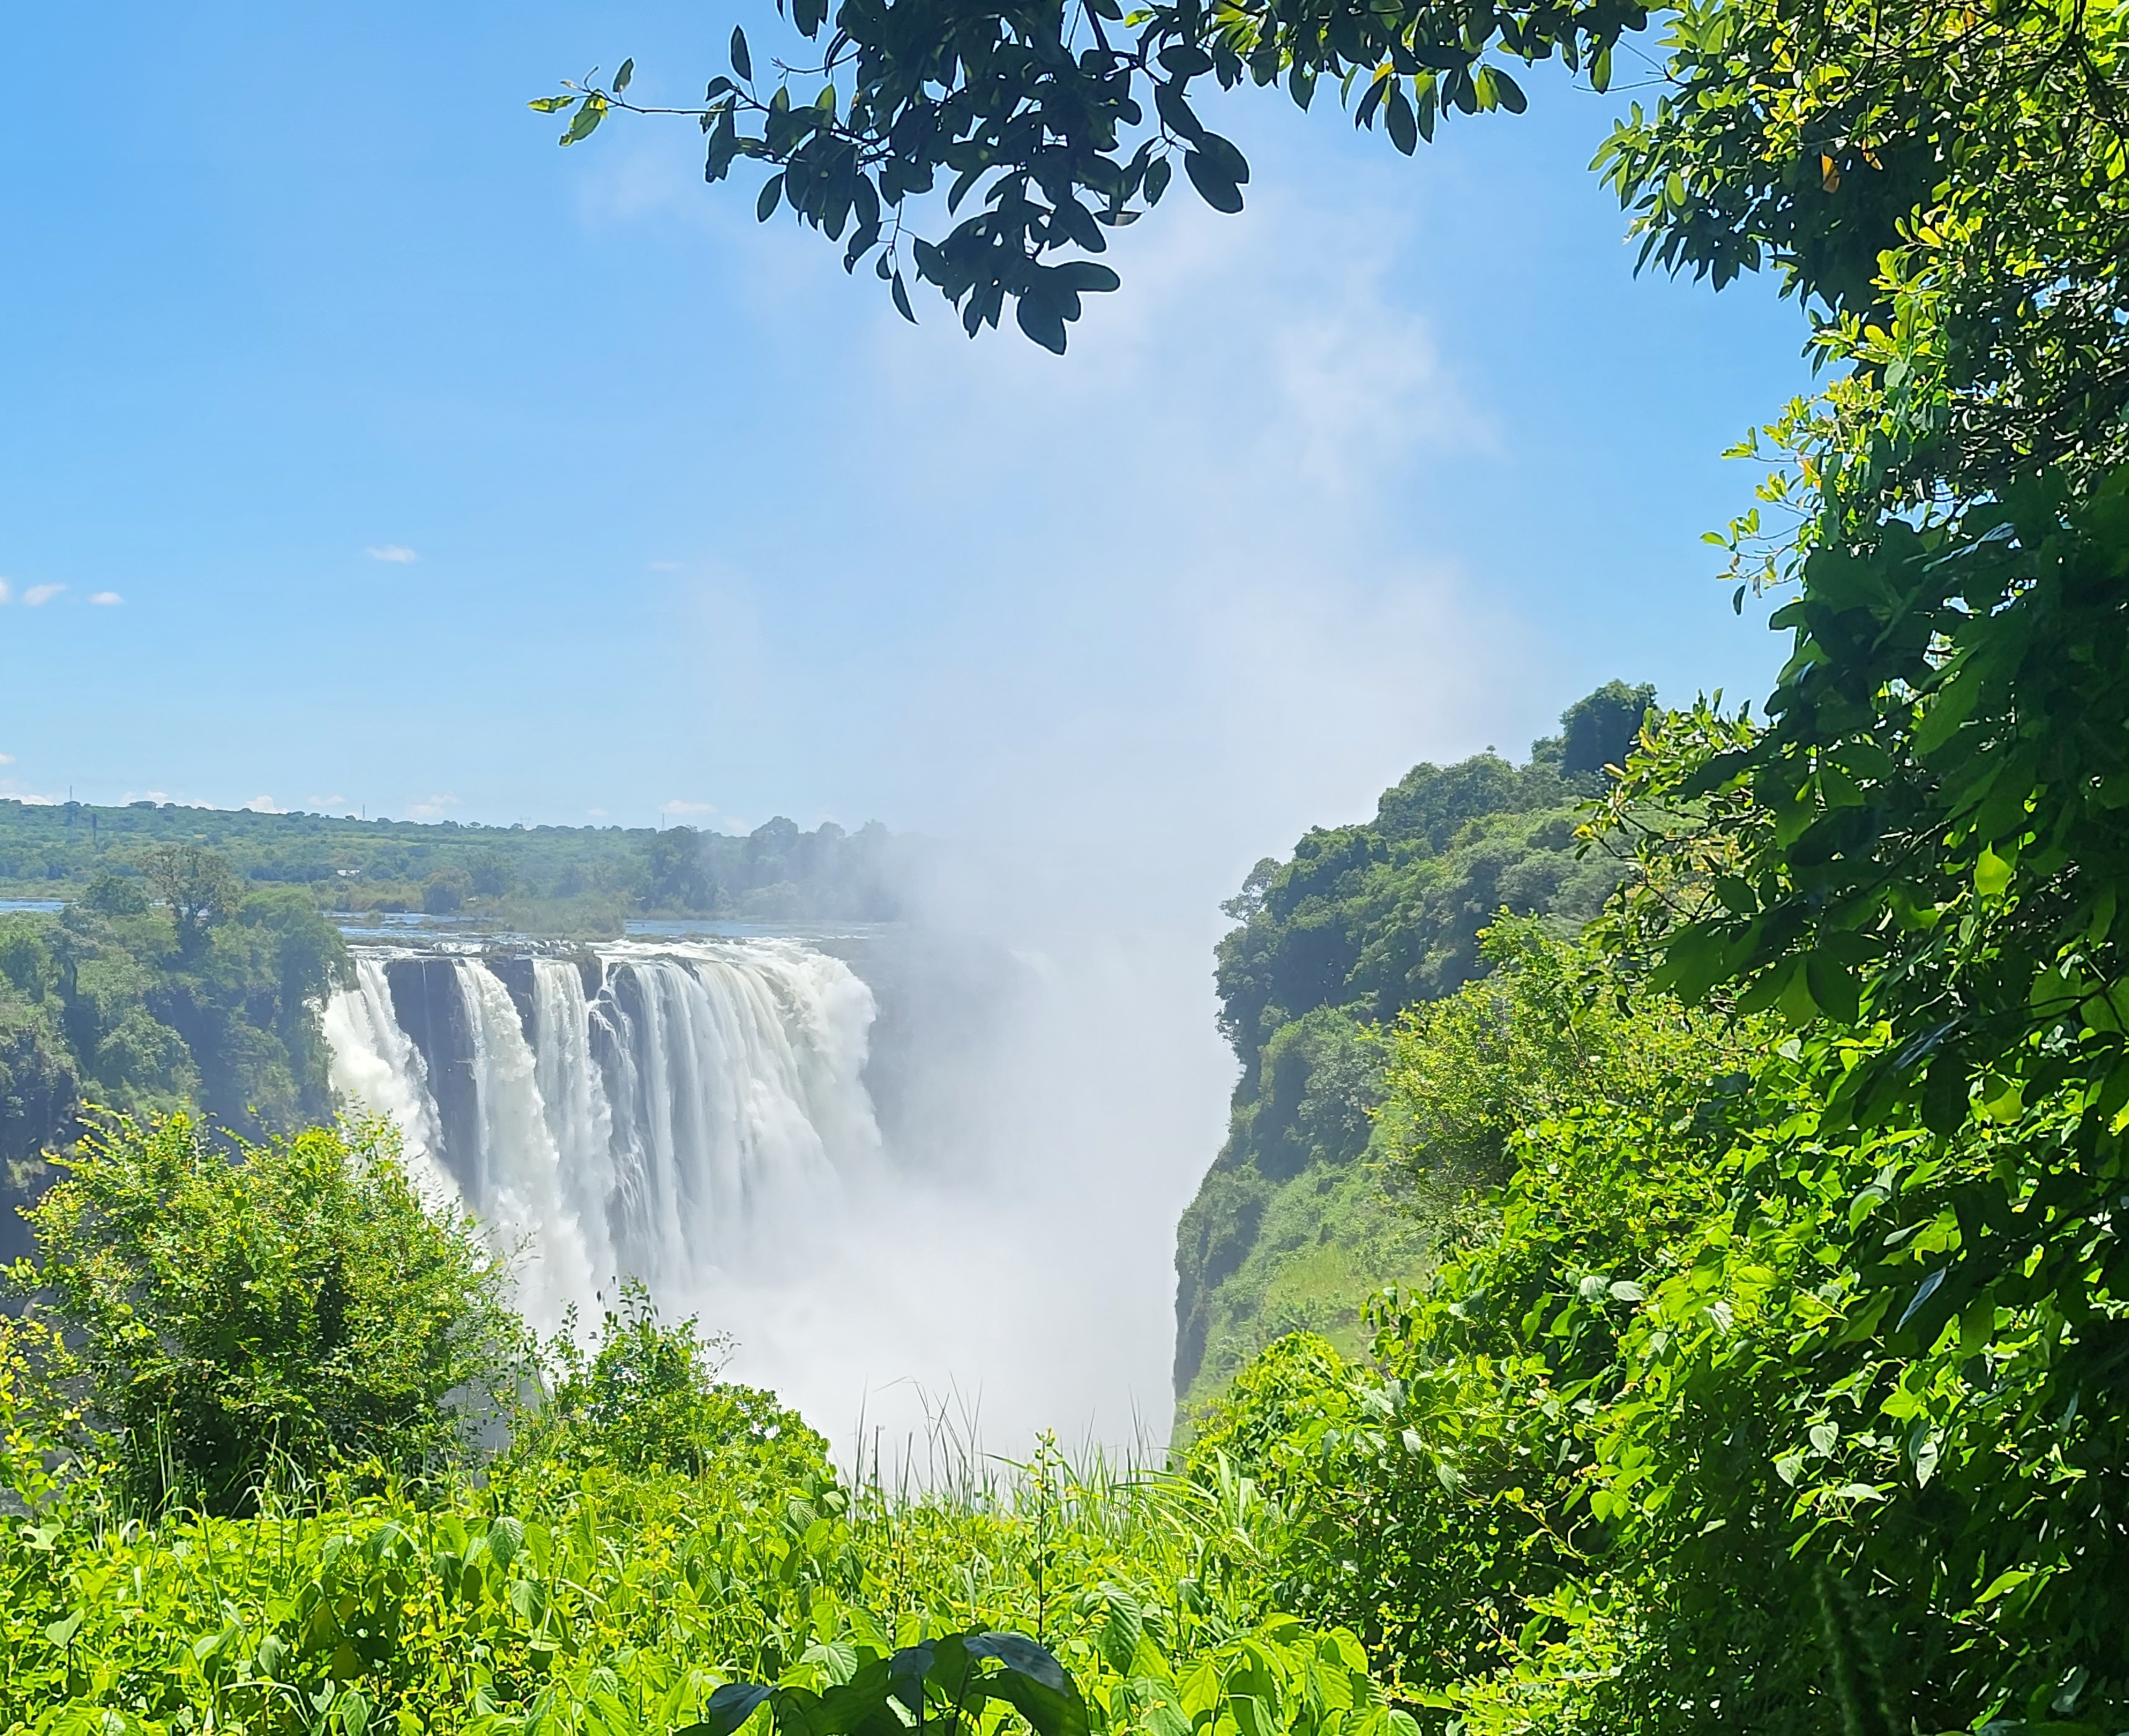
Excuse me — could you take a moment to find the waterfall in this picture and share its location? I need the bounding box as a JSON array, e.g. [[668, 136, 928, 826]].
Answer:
[[455, 958, 601, 1335], [530, 958, 621, 1297], [322, 955, 456, 1207], [322, 939, 882, 1336]]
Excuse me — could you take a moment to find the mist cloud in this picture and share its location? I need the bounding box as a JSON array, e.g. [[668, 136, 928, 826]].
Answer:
[[674, 157, 1540, 1463]]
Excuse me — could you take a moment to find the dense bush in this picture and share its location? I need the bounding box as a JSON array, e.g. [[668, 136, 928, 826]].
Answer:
[[513, 1282, 831, 1492], [4, 1111, 521, 1512], [1189, 934, 1762, 1704]]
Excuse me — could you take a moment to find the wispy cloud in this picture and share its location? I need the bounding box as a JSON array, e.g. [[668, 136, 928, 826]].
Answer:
[[407, 793, 461, 820], [23, 584, 64, 606], [366, 545, 418, 564], [0, 754, 14, 766], [308, 794, 347, 810], [88, 591, 123, 606], [121, 790, 173, 806], [0, 581, 11, 605], [242, 794, 283, 813], [586, 806, 609, 819], [660, 799, 720, 818]]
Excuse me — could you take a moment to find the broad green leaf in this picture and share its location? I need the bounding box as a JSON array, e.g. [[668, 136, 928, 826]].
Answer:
[[1182, 151, 1243, 212], [1974, 844, 2013, 898]]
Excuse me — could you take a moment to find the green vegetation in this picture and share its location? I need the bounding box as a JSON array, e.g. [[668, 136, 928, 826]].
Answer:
[[1174, 686, 1650, 1410], [0, 1113, 1419, 1736], [6, 0, 2125, 1729], [0, 874, 351, 1257], [0, 801, 899, 930], [524, 1282, 829, 1489], [0, 870, 344, 1216], [5, 1113, 519, 1513]]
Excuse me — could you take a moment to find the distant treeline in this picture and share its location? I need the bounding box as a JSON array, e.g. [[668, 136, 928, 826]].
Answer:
[[0, 802, 902, 928]]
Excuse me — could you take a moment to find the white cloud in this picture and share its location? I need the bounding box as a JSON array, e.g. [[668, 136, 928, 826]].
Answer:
[[88, 591, 123, 606], [121, 790, 172, 806], [242, 794, 283, 813], [407, 793, 461, 820], [586, 806, 609, 819], [308, 794, 347, 810], [366, 545, 418, 564], [0, 580, 10, 604], [23, 584, 64, 606], [660, 799, 720, 820], [0, 754, 13, 766]]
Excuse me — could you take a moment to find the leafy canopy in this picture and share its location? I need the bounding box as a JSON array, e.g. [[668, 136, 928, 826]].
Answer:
[[534, 0, 1648, 347]]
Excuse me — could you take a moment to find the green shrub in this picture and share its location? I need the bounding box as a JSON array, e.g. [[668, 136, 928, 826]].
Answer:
[[4, 1110, 521, 1512], [515, 1281, 831, 1490]]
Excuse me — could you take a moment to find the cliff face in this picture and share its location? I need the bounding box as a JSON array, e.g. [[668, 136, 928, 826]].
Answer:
[[1172, 685, 1651, 1415]]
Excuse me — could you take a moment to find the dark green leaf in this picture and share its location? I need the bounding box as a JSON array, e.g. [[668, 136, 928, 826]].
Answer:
[[1385, 83, 1417, 154], [1804, 953, 1862, 1024], [686, 1684, 773, 1736], [1153, 81, 1206, 144], [1016, 293, 1069, 354], [1183, 152, 1243, 213], [1922, 1050, 1969, 1136]]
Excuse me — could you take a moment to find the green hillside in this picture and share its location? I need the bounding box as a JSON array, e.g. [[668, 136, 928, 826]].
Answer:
[[1172, 683, 1651, 1412]]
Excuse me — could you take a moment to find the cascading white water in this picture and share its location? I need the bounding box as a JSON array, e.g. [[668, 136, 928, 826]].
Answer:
[[322, 955, 457, 1207], [455, 959, 602, 1335], [529, 958, 621, 1299], [322, 940, 882, 1338], [596, 944, 879, 1287]]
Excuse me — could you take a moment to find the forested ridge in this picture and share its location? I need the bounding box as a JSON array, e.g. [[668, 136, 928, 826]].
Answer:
[[1174, 684, 1651, 1407], [6, 0, 2129, 1729]]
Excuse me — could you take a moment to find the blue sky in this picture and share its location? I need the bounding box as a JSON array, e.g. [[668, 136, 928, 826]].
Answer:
[[3, 3, 1808, 871]]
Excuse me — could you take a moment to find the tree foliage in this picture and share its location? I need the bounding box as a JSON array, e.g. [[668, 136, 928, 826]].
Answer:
[[1381, 916, 1748, 1181], [518, 1281, 830, 1490], [1176, 693, 1644, 1406], [141, 843, 244, 957], [1189, 937, 1770, 1717], [0, 800, 900, 931], [0, 866, 350, 1184], [538, 0, 1648, 344], [4, 1111, 521, 1512]]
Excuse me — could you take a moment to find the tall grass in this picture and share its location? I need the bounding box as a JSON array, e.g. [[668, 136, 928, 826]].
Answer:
[[1, 1397, 1422, 1736]]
